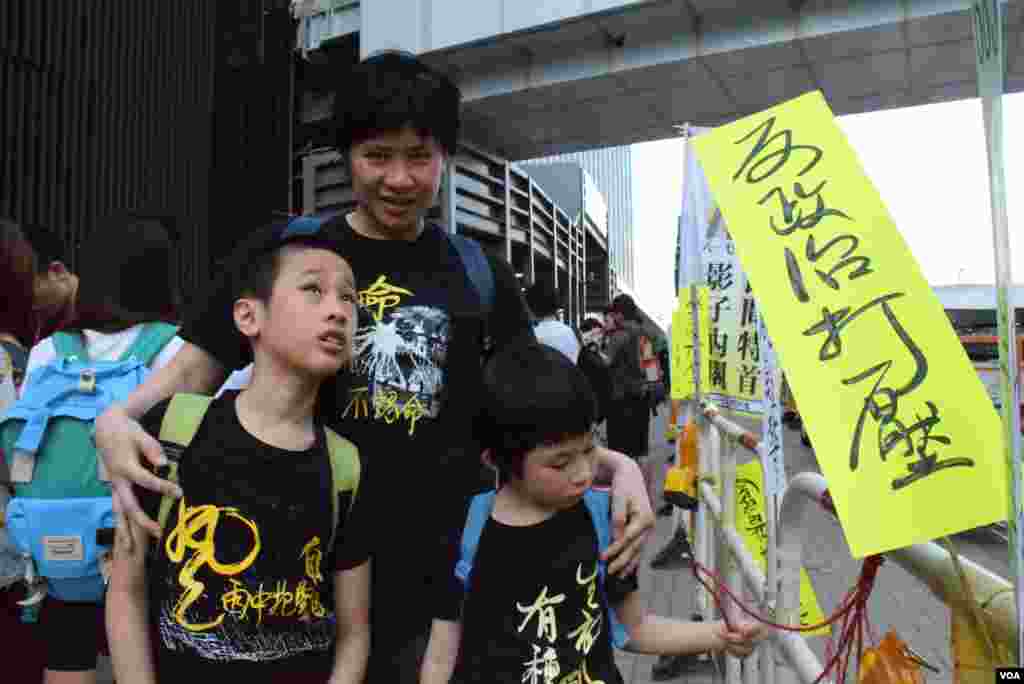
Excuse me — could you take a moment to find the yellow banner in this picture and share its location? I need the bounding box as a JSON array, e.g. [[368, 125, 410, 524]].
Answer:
[[735, 460, 827, 635], [693, 91, 1006, 557], [671, 287, 709, 400]]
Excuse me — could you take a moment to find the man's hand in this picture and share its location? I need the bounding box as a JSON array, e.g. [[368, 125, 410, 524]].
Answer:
[[96, 406, 182, 543], [598, 447, 655, 576]]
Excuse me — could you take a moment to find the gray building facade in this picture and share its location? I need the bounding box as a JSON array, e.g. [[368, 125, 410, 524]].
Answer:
[[519, 146, 635, 292]]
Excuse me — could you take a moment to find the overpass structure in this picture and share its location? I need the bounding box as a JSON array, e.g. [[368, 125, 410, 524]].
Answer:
[[295, 0, 1022, 326], [341, 0, 1024, 160]]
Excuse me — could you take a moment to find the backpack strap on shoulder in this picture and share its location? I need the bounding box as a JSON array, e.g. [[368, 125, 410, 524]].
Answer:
[[449, 234, 495, 316], [583, 489, 631, 649], [324, 427, 360, 551], [455, 490, 496, 589], [52, 332, 87, 361], [155, 393, 213, 533], [120, 323, 180, 365]]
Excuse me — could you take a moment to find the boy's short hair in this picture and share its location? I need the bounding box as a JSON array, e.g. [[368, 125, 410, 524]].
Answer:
[[332, 50, 461, 156], [231, 216, 350, 304], [580, 317, 603, 334], [477, 343, 597, 480]]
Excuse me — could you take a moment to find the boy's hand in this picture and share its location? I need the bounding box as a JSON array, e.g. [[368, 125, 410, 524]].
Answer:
[[715, 621, 766, 658]]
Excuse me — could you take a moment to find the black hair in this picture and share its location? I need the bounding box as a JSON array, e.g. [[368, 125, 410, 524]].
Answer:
[[580, 317, 603, 334], [0, 218, 38, 346], [610, 293, 640, 322], [72, 215, 181, 333], [231, 216, 352, 305], [332, 50, 461, 156], [22, 223, 68, 274], [477, 343, 597, 480], [524, 281, 561, 320]]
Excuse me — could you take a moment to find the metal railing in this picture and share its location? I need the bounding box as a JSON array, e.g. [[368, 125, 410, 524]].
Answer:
[[687, 401, 1016, 684]]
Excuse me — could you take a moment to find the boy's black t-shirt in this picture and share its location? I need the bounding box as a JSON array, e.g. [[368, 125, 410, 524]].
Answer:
[[180, 216, 535, 645], [451, 500, 639, 684], [137, 393, 371, 681]]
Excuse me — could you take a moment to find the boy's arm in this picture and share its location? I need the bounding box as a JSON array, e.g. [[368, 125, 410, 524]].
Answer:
[[106, 516, 156, 684], [616, 591, 724, 655], [421, 618, 462, 684], [615, 591, 764, 657], [329, 561, 372, 684]]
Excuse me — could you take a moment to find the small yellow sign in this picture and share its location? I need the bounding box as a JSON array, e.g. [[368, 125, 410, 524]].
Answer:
[[671, 287, 709, 400], [735, 460, 827, 636], [693, 91, 1006, 557]]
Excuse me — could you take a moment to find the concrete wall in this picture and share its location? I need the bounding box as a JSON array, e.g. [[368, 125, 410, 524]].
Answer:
[[360, 0, 644, 56]]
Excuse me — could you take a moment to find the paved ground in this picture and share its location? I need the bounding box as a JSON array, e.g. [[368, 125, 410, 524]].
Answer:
[[95, 406, 1011, 684]]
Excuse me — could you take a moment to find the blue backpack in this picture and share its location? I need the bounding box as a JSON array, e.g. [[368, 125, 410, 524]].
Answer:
[[0, 323, 179, 603], [455, 488, 630, 649], [448, 232, 495, 316]]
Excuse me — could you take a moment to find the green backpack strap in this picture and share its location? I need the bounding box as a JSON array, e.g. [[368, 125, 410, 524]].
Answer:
[[155, 393, 213, 533], [119, 322, 180, 365], [52, 331, 88, 360], [324, 427, 361, 551]]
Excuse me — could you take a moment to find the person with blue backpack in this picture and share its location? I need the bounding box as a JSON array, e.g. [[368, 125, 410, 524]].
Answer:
[[94, 51, 656, 683], [420, 343, 764, 684], [1, 215, 185, 684]]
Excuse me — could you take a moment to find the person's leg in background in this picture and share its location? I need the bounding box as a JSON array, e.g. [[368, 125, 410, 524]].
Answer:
[[41, 599, 101, 684]]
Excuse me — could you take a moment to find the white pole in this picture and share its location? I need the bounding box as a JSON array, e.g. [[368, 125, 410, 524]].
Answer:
[[971, 0, 1023, 664]]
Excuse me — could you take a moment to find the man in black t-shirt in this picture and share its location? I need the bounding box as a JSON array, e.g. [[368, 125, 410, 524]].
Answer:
[[97, 51, 655, 683]]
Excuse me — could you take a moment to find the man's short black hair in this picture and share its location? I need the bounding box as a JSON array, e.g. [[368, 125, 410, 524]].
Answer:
[[477, 343, 597, 480], [332, 50, 461, 156], [524, 281, 561, 320]]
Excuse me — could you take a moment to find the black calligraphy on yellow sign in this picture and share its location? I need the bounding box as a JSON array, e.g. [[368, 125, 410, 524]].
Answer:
[[693, 91, 1005, 558], [734, 462, 826, 635]]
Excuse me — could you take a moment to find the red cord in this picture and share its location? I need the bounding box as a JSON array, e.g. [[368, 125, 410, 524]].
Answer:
[[688, 487, 884, 684]]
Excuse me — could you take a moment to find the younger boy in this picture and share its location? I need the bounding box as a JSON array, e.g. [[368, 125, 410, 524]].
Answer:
[[106, 223, 371, 684], [421, 343, 764, 684]]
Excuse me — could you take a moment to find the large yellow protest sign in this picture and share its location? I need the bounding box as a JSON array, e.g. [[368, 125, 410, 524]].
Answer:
[[693, 91, 1006, 557], [735, 461, 827, 636], [671, 287, 709, 400]]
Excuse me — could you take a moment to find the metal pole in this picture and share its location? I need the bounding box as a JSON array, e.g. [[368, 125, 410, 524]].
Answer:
[[971, 0, 1023, 663], [721, 439, 742, 684], [700, 481, 827, 684], [762, 488, 779, 684]]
